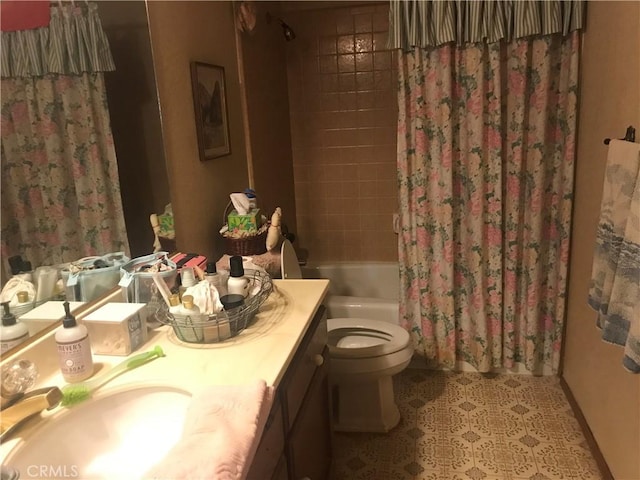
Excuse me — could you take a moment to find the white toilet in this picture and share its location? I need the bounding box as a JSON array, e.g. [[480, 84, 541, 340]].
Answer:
[[280, 240, 414, 432]]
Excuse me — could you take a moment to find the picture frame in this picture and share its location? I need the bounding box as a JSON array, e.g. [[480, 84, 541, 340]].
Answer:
[[190, 61, 231, 161]]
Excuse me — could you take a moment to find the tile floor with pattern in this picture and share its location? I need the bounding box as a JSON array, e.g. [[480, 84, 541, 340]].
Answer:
[[330, 369, 602, 480]]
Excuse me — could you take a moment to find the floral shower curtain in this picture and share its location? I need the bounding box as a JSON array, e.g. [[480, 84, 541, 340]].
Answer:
[[1, 2, 129, 271], [390, 1, 583, 373]]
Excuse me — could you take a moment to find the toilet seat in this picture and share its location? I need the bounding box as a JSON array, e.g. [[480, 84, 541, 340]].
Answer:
[[280, 239, 302, 279], [327, 318, 410, 359]]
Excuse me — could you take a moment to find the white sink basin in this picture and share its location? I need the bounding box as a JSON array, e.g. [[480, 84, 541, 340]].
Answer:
[[3, 385, 191, 480]]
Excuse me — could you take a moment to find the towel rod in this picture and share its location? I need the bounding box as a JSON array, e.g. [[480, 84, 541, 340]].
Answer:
[[604, 126, 636, 145]]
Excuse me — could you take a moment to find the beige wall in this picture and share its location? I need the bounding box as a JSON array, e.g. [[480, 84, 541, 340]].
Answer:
[[286, 3, 398, 262], [239, 1, 297, 235], [147, 1, 249, 260], [563, 2, 640, 479]]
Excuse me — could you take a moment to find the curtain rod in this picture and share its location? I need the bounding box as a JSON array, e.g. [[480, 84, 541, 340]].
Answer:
[[604, 126, 636, 145]]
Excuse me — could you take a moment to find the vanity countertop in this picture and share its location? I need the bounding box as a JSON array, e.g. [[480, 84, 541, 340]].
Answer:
[[0, 279, 330, 464], [90, 278, 330, 392], [7, 279, 329, 390]]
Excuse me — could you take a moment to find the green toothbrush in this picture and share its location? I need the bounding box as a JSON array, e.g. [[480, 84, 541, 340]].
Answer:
[[60, 345, 165, 407]]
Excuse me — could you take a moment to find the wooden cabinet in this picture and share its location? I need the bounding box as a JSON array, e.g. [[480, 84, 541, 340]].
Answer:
[[248, 305, 331, 480], [246, 397, 285, 480], [287, 355, 331, 480]]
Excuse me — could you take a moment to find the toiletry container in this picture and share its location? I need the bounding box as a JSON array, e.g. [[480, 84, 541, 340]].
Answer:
[[170, 295, 204, 343], [244, 188, 258, 209], [228, 256, 249, 298], [55, 301, 94, 383], [17, 300, 84, 336], [205, 262, 228, 296], [34, 266, 60, 303], [179, 267, 197, 297], [175, 295, 200, 316], [10, 291, 35, 317], [83, 303, 148, 356], [0, 302, 30, 353], [8, 255, 33, 281], [168, 293, 181, 312]]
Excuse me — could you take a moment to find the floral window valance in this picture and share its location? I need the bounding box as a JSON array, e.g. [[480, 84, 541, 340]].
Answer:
[[388, 0, 586, 51], [1, 2, 114, 78]]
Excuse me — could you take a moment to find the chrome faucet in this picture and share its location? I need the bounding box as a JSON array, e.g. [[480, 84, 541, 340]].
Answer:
[[0, 386, 62, 441]]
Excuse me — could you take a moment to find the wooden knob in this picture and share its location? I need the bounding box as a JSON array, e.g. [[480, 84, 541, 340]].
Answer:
[[313, 354, 324, 366]]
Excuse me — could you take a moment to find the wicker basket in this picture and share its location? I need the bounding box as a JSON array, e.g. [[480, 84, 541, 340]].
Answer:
[[220, 200, 270, 256], [157, 269, 273, 343], [222, 227, 268, 256]]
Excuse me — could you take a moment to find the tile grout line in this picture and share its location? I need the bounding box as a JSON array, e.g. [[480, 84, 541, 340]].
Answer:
[[518, 380, 543, 478], [489, 376, 511, 480], [463, 373, 481, 476], [411, 375, 419, 480]]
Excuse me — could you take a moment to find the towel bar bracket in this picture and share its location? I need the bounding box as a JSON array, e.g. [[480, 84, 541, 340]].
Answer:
[[604, 125, 636, 145]]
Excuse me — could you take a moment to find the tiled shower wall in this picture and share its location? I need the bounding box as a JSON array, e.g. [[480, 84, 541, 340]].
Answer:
[[286, 3, 398, 262]]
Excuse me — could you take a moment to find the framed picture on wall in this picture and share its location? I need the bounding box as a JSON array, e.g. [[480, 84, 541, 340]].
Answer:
[[190, 61, 231, 161]]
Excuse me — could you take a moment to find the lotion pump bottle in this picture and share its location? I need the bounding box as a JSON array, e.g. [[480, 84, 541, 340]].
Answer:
[[55, 301, 94, 383], [0, 302, 29, 354], [205, 262, 227, 295], [205, 261, 219, 284], [179, 267, 197, 297], [227, 256, 249, 298]]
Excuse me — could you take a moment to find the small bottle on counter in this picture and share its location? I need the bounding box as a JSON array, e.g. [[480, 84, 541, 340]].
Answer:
[[205, 261, 227, 296], [227, 256, 249, 298], [180, 295, 200, 316], [0, 302, 29, 353], [205, 261, 219, 284], [55, 301, 94, 383], [169, 294, 200, 318], [10, 290, 34, 317], [244, 188, 258, 210], [169, 295, 203, 343], [168, 293, 181, 314], [16, 291, 30, 305], [179, 267, 197, 297]]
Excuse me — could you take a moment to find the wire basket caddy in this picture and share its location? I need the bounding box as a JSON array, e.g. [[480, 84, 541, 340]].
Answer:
[[156, 269, 273, 344]]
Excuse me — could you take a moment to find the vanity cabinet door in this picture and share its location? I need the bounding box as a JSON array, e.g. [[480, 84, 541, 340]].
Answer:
[[272, 454, 289, 480], [247, 396, 285, 480], [287, 353, 331, 480], [284, 306, 328, 428]]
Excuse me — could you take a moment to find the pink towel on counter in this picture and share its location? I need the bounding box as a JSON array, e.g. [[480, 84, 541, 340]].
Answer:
[[144, 380, 274, 480]]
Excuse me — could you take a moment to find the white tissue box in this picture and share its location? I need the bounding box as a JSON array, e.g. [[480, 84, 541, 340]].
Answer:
[[18, 301, 85, 336], [83, 303, 148, 356]]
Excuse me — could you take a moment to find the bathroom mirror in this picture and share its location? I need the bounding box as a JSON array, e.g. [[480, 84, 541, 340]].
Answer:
[[1, 0, 171, 354]]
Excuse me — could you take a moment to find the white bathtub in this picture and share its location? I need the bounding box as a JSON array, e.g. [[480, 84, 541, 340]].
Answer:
[[302, 263, 399, 325]]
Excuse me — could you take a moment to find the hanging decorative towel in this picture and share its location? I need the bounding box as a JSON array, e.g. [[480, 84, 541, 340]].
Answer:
[[588, 139, 640, 373]]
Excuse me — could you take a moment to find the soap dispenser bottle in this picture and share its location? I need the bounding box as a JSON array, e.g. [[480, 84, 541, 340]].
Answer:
[[55, 301, 94, 383], [227, 256, 249, 298], [0, 302, 29, 353]]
